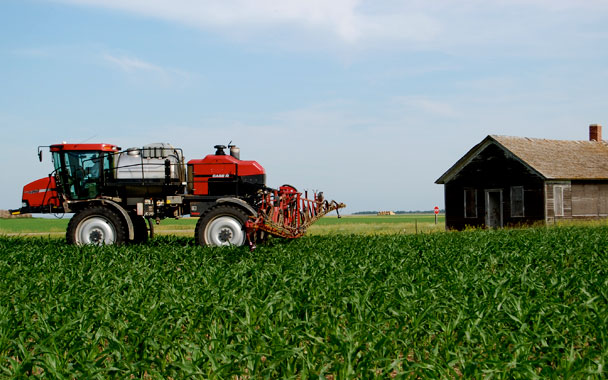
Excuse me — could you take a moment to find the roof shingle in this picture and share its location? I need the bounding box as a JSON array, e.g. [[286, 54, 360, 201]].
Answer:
[[491, 135, 608, 180]]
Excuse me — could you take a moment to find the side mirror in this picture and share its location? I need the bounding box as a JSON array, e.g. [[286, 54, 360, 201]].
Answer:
[[38, 149, 43, 162]]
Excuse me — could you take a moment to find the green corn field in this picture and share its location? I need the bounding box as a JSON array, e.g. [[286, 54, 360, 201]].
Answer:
[[1, 226, 607, 378]]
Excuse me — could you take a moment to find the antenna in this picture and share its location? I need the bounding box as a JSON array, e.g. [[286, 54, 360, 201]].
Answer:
[[80, 135, 98, 143]]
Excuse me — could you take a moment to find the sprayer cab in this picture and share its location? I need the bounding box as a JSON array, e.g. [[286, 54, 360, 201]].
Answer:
[[12, 143, 120, 215], [50, 143, 121, 201]]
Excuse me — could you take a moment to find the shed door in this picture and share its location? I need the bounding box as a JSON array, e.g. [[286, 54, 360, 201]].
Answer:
[[485, 190, 503, 228]]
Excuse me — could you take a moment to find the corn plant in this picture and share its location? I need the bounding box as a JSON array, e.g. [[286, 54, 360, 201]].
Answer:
[[1, 226, 607, 378]]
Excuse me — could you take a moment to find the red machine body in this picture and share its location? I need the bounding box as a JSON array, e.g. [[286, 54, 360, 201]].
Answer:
[[49, 143, 120, 152], [21, 176, 61, 210], [187, 152, 265, 196]]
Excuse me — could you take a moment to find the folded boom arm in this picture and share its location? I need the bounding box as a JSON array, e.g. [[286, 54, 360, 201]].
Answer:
[[246, 185, 345, 247]]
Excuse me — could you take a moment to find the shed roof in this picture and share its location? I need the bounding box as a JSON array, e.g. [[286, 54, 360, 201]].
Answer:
[[436, 135, 608, 184]]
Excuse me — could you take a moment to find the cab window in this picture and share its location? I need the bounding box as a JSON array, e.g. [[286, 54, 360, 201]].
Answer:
[[53, 151, 103, 200]]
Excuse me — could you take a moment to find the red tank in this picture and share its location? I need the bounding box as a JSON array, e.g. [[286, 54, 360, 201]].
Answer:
[[187, 145, 265, 196]]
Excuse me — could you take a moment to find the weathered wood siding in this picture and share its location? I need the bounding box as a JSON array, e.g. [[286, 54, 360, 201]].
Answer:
[[545, 181, 571, 222], [570, 181, 608, 218], [543, 181, 608, 222], [444, 142, 545, 230]]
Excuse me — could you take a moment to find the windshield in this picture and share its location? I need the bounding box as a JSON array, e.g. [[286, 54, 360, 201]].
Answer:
[[53, 151, 109, 200]]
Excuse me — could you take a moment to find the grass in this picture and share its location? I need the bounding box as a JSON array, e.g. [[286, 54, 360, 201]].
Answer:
[[0, 214, 445, 237], [308, 214, 445, 235], [1, 226, 608, 378], [0, 218, 69, 234]]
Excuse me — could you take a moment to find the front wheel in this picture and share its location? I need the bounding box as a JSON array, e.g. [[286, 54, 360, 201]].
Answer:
[[195, 205, 248, 247], [67, 206, 127, 246]]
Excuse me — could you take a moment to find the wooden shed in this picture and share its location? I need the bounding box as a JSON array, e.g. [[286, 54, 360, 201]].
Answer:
[[436, 124, 608, 229]]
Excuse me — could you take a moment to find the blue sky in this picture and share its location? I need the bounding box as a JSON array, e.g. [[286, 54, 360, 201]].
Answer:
[[2, 0, 607, 213]]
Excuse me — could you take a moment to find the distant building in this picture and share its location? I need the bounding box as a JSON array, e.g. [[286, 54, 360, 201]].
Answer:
[[377, 211, 396, 216], [436, 124, 608, 229]]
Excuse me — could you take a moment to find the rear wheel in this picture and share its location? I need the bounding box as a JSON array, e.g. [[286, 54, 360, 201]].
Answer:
[[195, 205, 248, 247], [67, 206, 127, 246]]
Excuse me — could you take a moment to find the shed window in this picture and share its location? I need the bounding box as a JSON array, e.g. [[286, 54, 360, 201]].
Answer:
[[464, 188, 477, 218], [510, 186, 524, 217], [554, 186, 564, 217]]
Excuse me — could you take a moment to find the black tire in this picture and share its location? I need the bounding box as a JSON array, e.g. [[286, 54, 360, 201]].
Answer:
[[67, 206, 127, 246], [128, 212, 149, 244], [195, 205, 249, 247], [281, 184, 298, 192]]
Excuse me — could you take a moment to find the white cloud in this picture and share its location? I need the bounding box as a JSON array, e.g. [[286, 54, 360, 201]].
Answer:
[[103, 54, 164, 73], [54, 0, 441, 47], [102, 53, 192, 85], [46, 0, 608, 57]]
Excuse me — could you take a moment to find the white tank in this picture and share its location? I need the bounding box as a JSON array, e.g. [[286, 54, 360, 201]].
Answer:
[[115, 143, 184, 180]]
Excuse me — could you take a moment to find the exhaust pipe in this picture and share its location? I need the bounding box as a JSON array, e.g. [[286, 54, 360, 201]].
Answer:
[[229, 145, 240, 160]]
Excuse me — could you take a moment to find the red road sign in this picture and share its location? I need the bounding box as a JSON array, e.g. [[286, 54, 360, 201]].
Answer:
[[434, 206, 440, 214]]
